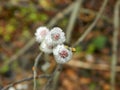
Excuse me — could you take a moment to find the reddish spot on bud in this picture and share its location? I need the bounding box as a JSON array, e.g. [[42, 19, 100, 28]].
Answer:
[[40, 30, 47, 36], [59, 50, 68, 58], [52, 33, 60, 40], [47, 44, 53, 49]]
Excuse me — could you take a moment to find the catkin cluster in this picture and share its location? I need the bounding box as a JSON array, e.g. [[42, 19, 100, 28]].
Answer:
[[35, 26, 72, 64]]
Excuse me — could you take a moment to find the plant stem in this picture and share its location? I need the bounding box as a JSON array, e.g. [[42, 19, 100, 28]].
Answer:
[[73, 0, 108, 46], [33, 52, 43, 90], [111, 1, 120, 90]]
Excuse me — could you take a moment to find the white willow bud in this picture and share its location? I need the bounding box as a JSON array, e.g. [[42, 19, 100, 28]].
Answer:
[[53, 45, 72, 64], [35, 26, 49, 43], [40, 41, 53, 53], [44, 27, 65, 45]]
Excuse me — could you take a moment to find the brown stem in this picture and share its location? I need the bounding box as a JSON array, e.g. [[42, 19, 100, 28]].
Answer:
[[2, 74, 50, 90], [73, 0, 108, 47], [111, 1, 120, 90]]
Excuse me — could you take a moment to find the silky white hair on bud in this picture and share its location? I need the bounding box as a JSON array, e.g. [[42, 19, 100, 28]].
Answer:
[[53, 45, 72, 64], [35, 26, 49, 43], [8, 87, 15, 90], [40, 41, 53, 54], [44, 27, 65, 45]]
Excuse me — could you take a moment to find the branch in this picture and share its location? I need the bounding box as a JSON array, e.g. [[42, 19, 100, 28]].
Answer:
[[33, 52, 43, 90], [80, 8, 112, 24], [67, 60, 120, 72], [111, 1, 120, 90], [51, 66, 62, 90], [47, 2, 76, 28], [73, 0, 108, 46], [6, 38, 35, 66], [1, 74, 50, 90], [43, 64, 62, 90], [66, 0, 83, 43]]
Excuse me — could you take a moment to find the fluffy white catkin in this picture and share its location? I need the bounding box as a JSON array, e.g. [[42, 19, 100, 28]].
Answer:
[[53, 45, 72, 64], [35, 26, 49, 43]]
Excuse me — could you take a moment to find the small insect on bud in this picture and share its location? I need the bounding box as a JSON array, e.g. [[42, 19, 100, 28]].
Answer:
[[70, 47, 76, 52], [64, 45, 76, 52]]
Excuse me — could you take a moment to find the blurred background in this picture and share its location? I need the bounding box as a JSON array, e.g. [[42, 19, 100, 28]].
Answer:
[[0, 0, 120, 90]]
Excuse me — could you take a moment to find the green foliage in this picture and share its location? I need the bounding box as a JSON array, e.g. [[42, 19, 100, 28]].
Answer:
[[86, 35, 107, 54], [28, 12, 48, 22], [58, 18, 68, 28], [86, 44, 95, 54], [2, 23, 15, 42], [4, 35, 11, 41], [0, 65, 9, 73], [92, 35, 107, 49], [89, 83, 96, 90], [28, 13, 38, 21], [20, 7, 29, 16], [75, 46, 82, 53], [38, 13, 48, 22], [39, 0, 54, 10], [12, 61, 19, 70], [22, 29, 31, 39], [6, 24, 15, 33], [19, 6, 48, 22]]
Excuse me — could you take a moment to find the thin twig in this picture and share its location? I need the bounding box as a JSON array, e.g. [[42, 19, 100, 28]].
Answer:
[[1, 74, 50, 90], [43, 64, 62, 90], [47, 2, 76, 28], [6, 38, 35, 66], [66, 0, 83, 43], [80, 8, 112, 24], [67, 60, 120, 72], [73, 0, 108, 47], [51, 64, 63, 90], [33, 52, 43, 90], [111, 1, 120, 90]]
